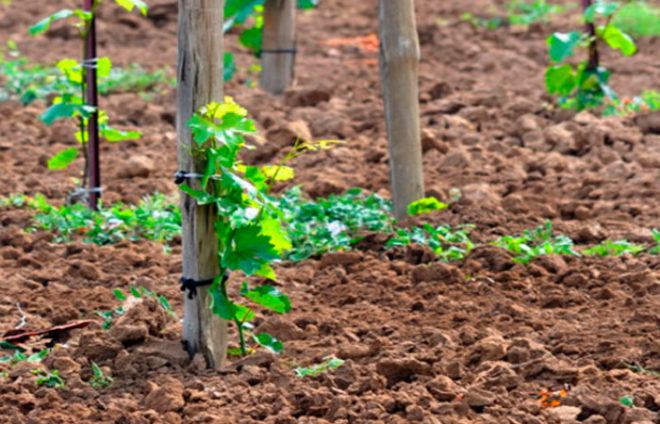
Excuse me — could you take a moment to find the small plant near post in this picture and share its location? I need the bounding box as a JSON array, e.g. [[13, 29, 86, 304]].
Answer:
[[545, 0, 636, 110], [29, 1, 146, 208], [181, 99, 337, 359], [260, 0, 296, 94], [378, 0, 425, 219]]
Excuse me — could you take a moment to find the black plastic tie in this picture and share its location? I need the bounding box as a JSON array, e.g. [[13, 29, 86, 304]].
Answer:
[[260, 48, 297, 55], [174, 170, 204, 185], [180, 272, 229, 299]]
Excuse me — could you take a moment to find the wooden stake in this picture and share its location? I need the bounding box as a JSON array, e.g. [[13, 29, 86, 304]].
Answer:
[[260, 0, 296, 94], [177, 0, 227, 370], [378, 0, 425, 219]]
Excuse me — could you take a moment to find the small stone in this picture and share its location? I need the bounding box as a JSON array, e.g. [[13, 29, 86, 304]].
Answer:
[[118, 155, 154, 179], [427, 376, 460, 401], [376, 357, 432, 386], [547, 406, 581, 423], [109, 323, 148, 346], [143, 377, 184, 414]]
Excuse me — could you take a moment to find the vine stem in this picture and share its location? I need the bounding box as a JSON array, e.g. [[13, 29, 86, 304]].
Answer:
[[581, 0, 599, 69]]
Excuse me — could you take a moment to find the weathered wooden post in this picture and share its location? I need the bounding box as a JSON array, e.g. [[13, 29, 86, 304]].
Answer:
[[177, 0, 227, 369], [260, 0, 296, 94], [378, 0, 424, 219]]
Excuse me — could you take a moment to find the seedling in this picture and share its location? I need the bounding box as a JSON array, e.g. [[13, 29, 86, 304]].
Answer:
[[612, 1, 660, 38], [8, 193, 180, 245], [293, 356, 344, 377], [650, 229, 660, 254], [583, 240, 644, 257], [96, 286, 177, 329], [407, 196, 448, 216], [29, 1, 147, 203], [620, 360, 660, 378], [278, 187, 394, 261], [89, 362, 113, 389], [0, 349, 50, 365], [180, 98, 295, 356], [493, 222, 580, 264], [545, 0, 637, 110], [32, 369, 65, 388], [462, 0, 565, 29], [0, 51, 170, 105], [387, 224, 474, 262], [620, 394, 635, 408]]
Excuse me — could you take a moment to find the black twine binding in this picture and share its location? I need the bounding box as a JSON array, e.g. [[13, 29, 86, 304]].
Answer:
[[260, 48, 297, 55], [174, 170, 204, 185], [180, 272, 229, 299]]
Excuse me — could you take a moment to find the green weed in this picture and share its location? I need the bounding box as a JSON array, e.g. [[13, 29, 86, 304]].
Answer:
[[387, 224, 474, 262], [32, 369, 65, 388], [96, 286, 177, 329], [7, 193, 181, 245], [89, 362, 113, 389], [493, 222, 580, 264], [294, 356, 344, 378], [583, 240, 645, 257], [612, 1, 660, 38], [278, 187, 394, 262]]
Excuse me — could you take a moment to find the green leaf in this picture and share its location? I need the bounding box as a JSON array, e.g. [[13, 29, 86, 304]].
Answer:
[[0, 341, 24, 352], [130, 287, 142, 298], [113, 0, 148, 15], [407, 197, 448, 216], [222, 224, 278, 276], [262, 165, 295, 182], [179, 184, 216, 205], [259, 216, 292, 254], [297, 0, 318, 9], [251, 332, 283, 354], [56, 58, 82, 84], [239, 27, 263, 56], [96, 57, 113, 78], [598, 24, 636, 56], [101, 127, 141, 142], [209, 281, 255, 322], [113, 289, 126, 301], [224, 52, 236, 82], [48, 147, 78, 170], [240, 282, 291, 314], [620, 394, 634, 407], [546, 64, 577, 96], [30, 10, 76, 36], [547, 32, 581, 62], [584, 2, 620, 23]]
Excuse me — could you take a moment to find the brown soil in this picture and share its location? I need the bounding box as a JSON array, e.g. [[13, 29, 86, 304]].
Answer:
[[1, 0, 660, 423]]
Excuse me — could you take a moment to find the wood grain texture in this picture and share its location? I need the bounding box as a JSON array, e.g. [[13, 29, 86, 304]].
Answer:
[[260, 0, 296, 94], [378, 0, 425, 219], [176, 0, 227, 370]]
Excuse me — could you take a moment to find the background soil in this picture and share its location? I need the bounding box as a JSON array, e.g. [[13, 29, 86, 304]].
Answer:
[[1, 0, 660, 423]]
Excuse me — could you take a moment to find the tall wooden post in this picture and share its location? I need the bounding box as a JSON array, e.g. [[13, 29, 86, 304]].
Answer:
[[378, 0, 424, 219], [177, 0, 227, 370], [260, 0, 296, 94], [83, 0, 100, 210]]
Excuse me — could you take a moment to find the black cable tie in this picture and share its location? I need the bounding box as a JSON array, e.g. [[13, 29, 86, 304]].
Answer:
[[260, 48, 298, 55], [174, 170, 204, 185], [180, 271, 229, 300]]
